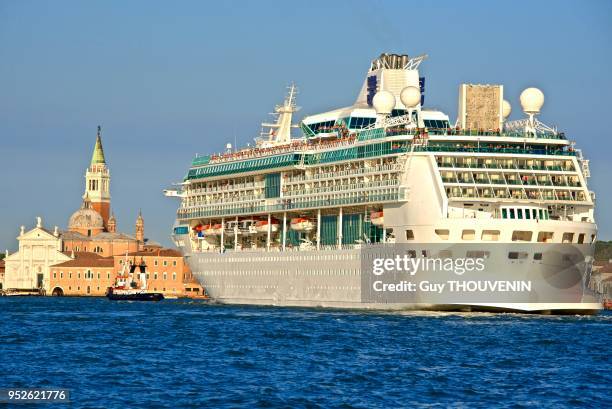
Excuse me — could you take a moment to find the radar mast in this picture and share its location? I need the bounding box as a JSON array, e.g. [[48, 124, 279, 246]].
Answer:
[[258, 83, 301, 146]]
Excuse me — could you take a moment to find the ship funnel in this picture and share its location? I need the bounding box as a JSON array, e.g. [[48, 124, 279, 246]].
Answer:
[[355, 53, 427, 108]]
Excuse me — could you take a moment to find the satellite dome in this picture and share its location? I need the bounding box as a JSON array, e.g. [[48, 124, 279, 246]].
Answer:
[[400, 86, 421, 108], [372, 90, 395, 115], [520, 87, 544, 114], [502, 100, 512, 119]]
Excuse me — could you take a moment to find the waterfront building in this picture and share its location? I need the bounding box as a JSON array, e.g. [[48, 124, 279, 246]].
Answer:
[[48, 252, 115, 296], [48, 247, 203, 297], [3, 127, 164, 293], [3, 218, 72, 292]]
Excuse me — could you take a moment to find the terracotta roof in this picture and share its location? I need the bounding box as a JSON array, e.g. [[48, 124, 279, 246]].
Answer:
[[61, 230, 137, 241], [60, 251, 104, 259], [52, 255, 114, 268], [123, 248, 183, 258]]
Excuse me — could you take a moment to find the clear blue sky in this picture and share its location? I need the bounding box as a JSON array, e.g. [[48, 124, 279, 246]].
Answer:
[[1, 0, 611, 251]]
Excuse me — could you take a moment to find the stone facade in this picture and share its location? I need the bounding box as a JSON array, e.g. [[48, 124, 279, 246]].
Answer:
[[0, 259, 5, 290], [3, 218, 72, 292]]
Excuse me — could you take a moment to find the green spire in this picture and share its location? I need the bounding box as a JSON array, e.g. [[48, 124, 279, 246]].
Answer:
[[91, 125, 106, 165]]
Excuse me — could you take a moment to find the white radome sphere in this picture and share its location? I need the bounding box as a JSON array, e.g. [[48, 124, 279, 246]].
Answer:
[[520, 87, 544, 114], [502, 100, 512, 119], [400, 86, 421, 108], [372, 90, 396, 115]]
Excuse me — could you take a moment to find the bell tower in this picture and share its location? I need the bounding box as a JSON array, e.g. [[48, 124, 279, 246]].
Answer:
[[84, 126, 111, 229], [135, 210, 144, 243]]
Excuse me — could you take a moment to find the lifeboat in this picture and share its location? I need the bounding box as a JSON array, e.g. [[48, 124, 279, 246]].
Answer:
[[212, 223, 224, 235], [201, 224, 216, 236], [255, 219, 279, 234], [192, 223, 205, 237], [370, 211, 384, 226], [290, 217, 314, 231]]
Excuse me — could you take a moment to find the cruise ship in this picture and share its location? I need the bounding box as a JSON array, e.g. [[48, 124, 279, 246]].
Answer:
[[165, 53, 601, 314]]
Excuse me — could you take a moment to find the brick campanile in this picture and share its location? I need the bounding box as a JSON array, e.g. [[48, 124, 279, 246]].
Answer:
[[84, 126, 111, 229]]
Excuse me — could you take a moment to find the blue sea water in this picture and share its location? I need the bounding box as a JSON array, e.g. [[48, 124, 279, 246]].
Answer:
[[0, 298, 610, 408]]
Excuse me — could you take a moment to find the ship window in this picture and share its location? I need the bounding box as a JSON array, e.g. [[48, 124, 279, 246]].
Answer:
[[512, 231, 532, 242], [538, 209, 543, 219], [562, 232, 574, 243], [502, 209, 507, 219], [537, 232, 554, 243], [508, 252, 528, 260], [435, 229, 449, 240], [467, 251, 490, 259], [482, 230, 500, 241], [509, 209, 516, 219], [525, 210, 531, 220], [405, 230, 415, 240], [577, 233, 585, 244], [461, 230, 475, 240], [517, 209, 523, 219], [534, 253, 543, 261]]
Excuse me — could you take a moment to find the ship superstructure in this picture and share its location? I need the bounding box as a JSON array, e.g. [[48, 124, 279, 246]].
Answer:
[[165, 53, 599, 314]]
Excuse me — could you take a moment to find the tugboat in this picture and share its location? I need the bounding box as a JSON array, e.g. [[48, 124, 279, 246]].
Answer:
[[106, 256, 164, 301]]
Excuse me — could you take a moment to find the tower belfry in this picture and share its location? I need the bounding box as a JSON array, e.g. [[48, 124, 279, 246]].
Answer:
[[84, 126, 111, 229]]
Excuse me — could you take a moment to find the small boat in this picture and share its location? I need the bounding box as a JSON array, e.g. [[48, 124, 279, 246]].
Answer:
[[290, 217, 314, 231], [212, 223, 224, 235], [107, 255, 164, 301], [370, 210, 384, 226], [203, 224, 217, 236], [255, 219, 279, 233]]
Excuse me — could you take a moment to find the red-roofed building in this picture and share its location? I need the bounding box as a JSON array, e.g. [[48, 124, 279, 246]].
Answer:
[[48, 248, 203, 298]]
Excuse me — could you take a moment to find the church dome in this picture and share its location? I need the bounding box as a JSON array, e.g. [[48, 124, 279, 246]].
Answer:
[[68, 197, 104, 232]]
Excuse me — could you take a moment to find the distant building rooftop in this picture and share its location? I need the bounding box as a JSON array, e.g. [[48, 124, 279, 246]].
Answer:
[[122, 248, 183, 258], [61, 230, 137, 242]]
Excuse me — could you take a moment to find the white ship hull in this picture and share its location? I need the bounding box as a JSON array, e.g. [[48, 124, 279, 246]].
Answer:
[[166, 52, 602, 316], [179, 242, 601, 315]]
